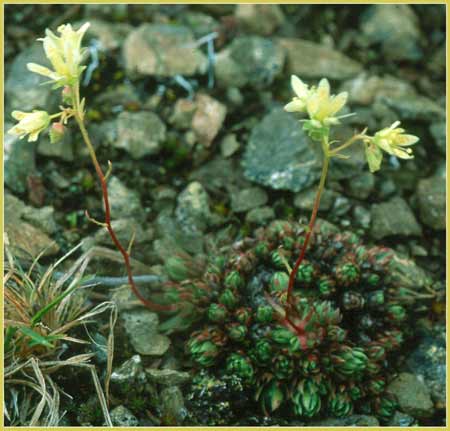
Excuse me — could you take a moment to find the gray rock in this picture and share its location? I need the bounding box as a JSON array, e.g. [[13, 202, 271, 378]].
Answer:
[[108, 176, 145, 221], [340, 73, 415, 106], [175, 181, 212, 233], [121, 309, 171, 356], [416, 175, 445, 230], [370, 197, 422, 239], [95, 83, 140, 108], [231, 187, 268, 213], [5, 219, 60, 259], [246, 206, 275, 225], [37, 131, 74, 162], [406, 331, 446, 409], [22, 205, 59, 235], [107, 111, 166, 159], [123, 24, 207, 77], [160, 386, 187, 425], [235, 4, 284, 36], [345, 172, 375, 200], [4, 193, 26, 220], [109, 405, 139, 427], [311, 415, 379, 426], [181, 12, 219, 38], [332, 195, 352, 216], [192, 94, 227, 147], [220, 134, 240, 158], [376, 93, 445, 121], [429, 122, 446, 156], [387, 373, 434, 418], [4, 130, 36, 194], [145, 368, 191, 386], [352, 205, 371, 229], [111, 355, 146, 385], [85, 19, 132, 51], [294, 187, 336, 212], [278, 38, 362, 80], [216, 36, 285, 89], [243, 108, 322, 192], [360, 5, 422, 62], [5, 45, 52, 111]]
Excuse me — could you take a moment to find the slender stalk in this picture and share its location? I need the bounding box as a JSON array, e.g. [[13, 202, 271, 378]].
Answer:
[[329, 133, 366, 156], [286, 146, 330, 308], [71, 85, 174, 312]]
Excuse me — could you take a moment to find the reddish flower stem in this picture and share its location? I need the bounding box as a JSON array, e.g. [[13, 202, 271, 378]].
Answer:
[[73, 86, 174, 312], [286, 155, 329, 309]]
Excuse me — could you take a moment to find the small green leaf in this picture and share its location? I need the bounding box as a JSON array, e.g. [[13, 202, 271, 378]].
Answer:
[[18, 326, 61, 349]]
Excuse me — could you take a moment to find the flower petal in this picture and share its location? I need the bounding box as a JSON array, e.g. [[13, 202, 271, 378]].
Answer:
[[365, 143, 383, 173], [284, 99, 306, 113], [291, 75, 308, 99]]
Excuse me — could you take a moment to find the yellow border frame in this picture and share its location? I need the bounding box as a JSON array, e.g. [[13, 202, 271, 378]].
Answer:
[[1, 1, 448, 430]]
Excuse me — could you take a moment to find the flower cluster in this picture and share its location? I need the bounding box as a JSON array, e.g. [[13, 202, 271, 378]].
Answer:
[[27, 22, 90, 88], [284, 75, 419, 172], [7, 22, 90, 143]]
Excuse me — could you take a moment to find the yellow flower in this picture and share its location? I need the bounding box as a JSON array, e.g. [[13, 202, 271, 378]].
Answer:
[[27, 22, 90, 88], [284, 75, 310, 113], [284, 76, 348, 127], [305, 78, 348, 127], [7, 110, 51, 142], [373, 121, 419, 159]]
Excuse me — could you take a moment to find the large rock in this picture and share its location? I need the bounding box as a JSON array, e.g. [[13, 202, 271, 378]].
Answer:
[[243, 108, 322, 192], [84, 19, 132, 51], [340, 73, 415, 106], [429, 122, 446, 155], [106, 111, 166, 159], [387, 373, 434, 418], [416, 175, 445, 230], [360, 5, 422, 62], [121, 309, 171, 356], [175, 181, 213, 233], [123, 24, 207, 77], [231, 187, 268, 213], [235, 4, 284, 36], [5, 45, 53, 111], [215, 36, 285, 89], [110, 406, 139, 427], [108, 176, 145, 222], [277, 38, 362, 80], [370, 197, 422, 239], [4, 130, 36, 194]]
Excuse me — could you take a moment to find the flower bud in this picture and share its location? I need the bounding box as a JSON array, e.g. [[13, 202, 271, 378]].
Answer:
[[49, 122, 65, 144]]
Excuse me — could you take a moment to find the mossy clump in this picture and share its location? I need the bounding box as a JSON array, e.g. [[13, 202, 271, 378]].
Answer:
[[180, 220, 414, 423]]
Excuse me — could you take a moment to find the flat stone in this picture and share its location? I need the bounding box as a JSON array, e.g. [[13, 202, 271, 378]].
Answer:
[[4, 131, 36, 194], [5, 45, 53, 111], [37, 132, 74, 162], [243, 108, 322, 192], [111, 355, 146, 385], [216, 36, 285, 89], [170, 99, 197, 130], [160, 386, 187, 425], [345, 172, 375, 200], [22, 205, 59, 235], [93, 218, 153, 246], [109, 111, 166, 159], [110, 405, 139, 427], [123, 23, 207, 77], [192, 94, 227, 147], [145, 368, 191, 386], [108, 176, 145, 222], [231, 187, 268, 213], [340, 73, 415, 106], [387, 372, 434, 418], [246, 206, 275, 225], [85, 19, 132, 51], [181, 12, 219, 39], [175, 181, 212, 233], [278, 38, 362, 80], [370, 197, 422, 239], [416, 175, 445, 230], [220, 134, 240, 158], [360, 4, 422, 62], [5, 219, 59, 259], [235, 4, 284, 36], [121, 309, 171, 356]]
